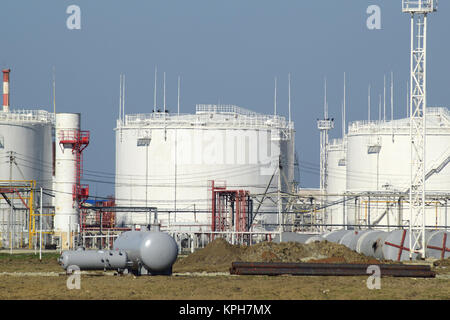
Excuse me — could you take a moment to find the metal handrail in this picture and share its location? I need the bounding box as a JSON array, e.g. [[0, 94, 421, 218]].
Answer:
[[122, 110, 294, 130], [0, 109, 54, 123]]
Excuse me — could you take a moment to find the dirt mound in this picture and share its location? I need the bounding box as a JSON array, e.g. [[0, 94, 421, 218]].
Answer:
[[433, 258, 450, 267], [173, 238, 385, 273], [174, 238, 243, 272]]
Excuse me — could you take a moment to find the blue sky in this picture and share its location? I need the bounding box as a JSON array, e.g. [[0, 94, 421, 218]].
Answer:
[[0, 0, 449, 197]]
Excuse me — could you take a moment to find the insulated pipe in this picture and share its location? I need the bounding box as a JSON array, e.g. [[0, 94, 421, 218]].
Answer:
[[2, 69, 10, 112]]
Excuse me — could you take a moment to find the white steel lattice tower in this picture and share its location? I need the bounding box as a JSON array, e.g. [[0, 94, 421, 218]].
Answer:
[[402, 0, 437, 259], [317, 79, 334, 230]]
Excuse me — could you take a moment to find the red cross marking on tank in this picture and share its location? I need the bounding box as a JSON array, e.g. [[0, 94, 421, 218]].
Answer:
[[384, 229, 409, 262], [427, 233, 450, 259]]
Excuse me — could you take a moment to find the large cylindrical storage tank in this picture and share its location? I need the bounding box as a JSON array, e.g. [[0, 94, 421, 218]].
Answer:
[[345, 107, 450, 230], [325, 138, 347, 230], [115, 105, 295, 232], [0, 110, 54, 248], [54, 113, 80, 249]]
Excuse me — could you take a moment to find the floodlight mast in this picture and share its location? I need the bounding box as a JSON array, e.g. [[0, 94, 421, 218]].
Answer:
[[402, 0, 437, 259]]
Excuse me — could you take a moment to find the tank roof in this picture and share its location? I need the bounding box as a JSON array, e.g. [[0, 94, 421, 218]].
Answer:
[[118, 104, 294, 131], [347, 107, 450, 135]]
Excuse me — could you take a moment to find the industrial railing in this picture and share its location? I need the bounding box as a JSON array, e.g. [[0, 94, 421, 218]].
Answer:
[[0, 109, 55, 124], [402, 0, 437, 13], [122, 110, 294, 130], [196, 104, 260, 117], [348, 107, 450, 134]]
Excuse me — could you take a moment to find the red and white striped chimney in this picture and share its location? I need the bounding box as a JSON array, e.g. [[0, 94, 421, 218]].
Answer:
[[2, 69, 10, 112]]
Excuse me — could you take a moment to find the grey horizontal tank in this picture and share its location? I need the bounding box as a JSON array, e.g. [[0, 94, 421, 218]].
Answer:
[[323, 229, 353, 243], [425, 231, 450, 259], [339, 230, 372, 251], [60, 249, 128, 270], [273, 232, 323, 244], [305, 236, 325, 244], [113, 230, 178, 275], [59, 228, 178, 276], [356, 231, 389, 260], [382, 229, 433, 261]]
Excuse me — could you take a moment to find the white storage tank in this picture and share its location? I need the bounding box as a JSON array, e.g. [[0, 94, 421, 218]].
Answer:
[[325, 138, 347, 230], [115, 104, 295, 232], [345, 107, 450, 229], [0, 109, 54, 248]]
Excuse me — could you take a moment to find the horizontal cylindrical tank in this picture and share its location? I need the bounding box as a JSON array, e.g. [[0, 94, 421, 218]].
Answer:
[[339, 229, 372, 251], [59, 249, 128, 270], [382, 229, 422, 261], [305, 236, 325, 244], [59, 229, 178, 275], [115, 105, 295, 231], [356, 230, 389, 260], [113, 230, 178, 274], [273, 232, 323, 244], [322, 229, 353, 243], [426, 231, 450, 259]]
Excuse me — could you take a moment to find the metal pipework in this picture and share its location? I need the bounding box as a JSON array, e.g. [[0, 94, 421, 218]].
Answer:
[[59, 228, 178, 276]]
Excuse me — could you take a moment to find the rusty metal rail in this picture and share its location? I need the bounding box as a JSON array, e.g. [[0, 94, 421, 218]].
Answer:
[[230, 262, 435, 278]]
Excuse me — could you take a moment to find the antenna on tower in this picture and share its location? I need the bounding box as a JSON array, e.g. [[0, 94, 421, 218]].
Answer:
[[288, 73, 291, 124], [163, 72, 166, 113], [154, 66, 157, 113], [368, 84, 371, 122], [52, 66, 56, 115], [378, 94, 381, 121], [274, 77, 277, 117], [391, 71, 394, 121], [119, 74, 122, 123], [122, 74, 125, 122], [177, 75, 181, 116], [343, 72, 346, 138], [384, 75, 386, 122], [324, 77, 328, 119]]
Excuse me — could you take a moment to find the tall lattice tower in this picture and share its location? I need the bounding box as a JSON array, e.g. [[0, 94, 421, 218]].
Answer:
[[402, 0, 437, 259]]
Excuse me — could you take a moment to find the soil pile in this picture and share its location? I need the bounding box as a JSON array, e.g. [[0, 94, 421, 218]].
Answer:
[[174, 238, 243, 272], [173, 238, 383, 273], [433, 258, 450, 267]]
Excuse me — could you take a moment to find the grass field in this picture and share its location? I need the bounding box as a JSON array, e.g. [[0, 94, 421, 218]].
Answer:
[[0, 252, 449, 300]]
